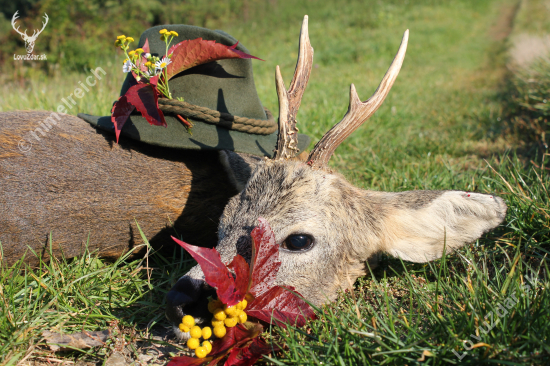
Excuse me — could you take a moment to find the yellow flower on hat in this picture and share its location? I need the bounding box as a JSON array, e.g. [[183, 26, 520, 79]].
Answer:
[[170, 31, 179, 37], [159, 29, 168, 34]]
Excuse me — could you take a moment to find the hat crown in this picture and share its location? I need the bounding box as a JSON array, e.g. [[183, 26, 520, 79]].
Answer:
[[78, 24, 310, 157]]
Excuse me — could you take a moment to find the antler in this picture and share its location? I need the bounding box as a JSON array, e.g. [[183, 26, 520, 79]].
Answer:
[[306, 30, 409, 170], [30, 13, 49, 40], [273, 15, 314, 160], [11, 11, 29, 38]]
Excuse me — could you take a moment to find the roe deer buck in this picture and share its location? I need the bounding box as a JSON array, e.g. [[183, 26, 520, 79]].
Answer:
[[165, 16, 507, 337]]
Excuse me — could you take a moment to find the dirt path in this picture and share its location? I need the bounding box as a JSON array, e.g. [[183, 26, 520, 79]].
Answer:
[[508, 0, 550, 67]]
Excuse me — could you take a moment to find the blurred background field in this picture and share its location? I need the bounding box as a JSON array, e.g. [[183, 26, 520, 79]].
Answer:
[[0, 0, 537, 189], [1, 0, 550, 364]]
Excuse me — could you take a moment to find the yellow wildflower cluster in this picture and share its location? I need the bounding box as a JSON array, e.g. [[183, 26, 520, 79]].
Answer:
[[127, 48, 145, 63], [159, 28, 179, 41], [114, 35, 134, 49], [179, 298, 248, 358], [113, 30, 178, 98]]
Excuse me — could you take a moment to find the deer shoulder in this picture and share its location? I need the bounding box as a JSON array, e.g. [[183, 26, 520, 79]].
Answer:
[[0, 111, 237, 265]]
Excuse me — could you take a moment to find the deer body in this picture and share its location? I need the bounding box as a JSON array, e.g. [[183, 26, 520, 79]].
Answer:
[[0, 111, 237, 265]]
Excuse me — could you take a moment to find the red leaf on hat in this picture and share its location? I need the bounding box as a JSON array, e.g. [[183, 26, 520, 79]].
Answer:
[[149, 75, 159, 87], [165, 357, 206, 366], [165, 38, 263, 80], [228, 42, 264, 62], [111, 94, 135, 143], [142, 38, 150, 53], [171, 237, 247, 306], [124, 83, 167, 127]]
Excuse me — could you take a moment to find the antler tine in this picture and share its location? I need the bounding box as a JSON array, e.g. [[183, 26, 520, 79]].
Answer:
[[11, 11, 28, 37], [273, 15, 314, 160], [307, 30, 409, 170], [40, 13, 49, 33], [31, 13, 49, 39]]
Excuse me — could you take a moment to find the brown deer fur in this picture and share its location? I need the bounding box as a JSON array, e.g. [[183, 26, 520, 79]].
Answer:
[[0, 111, 237, 265]]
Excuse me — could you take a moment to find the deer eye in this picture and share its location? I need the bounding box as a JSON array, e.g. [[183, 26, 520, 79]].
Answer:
[[282, 234, 314, 251]]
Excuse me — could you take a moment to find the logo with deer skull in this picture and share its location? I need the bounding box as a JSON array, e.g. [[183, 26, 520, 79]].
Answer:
[[11, 11, 49, 54]]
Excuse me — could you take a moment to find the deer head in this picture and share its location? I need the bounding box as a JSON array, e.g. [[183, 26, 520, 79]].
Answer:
[[165, 16, 507, 337], [11, 11, 49, 54]]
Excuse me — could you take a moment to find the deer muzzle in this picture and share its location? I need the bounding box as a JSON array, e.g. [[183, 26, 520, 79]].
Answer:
[[166, 276, 216, 326], [165, 275, 216, 332]]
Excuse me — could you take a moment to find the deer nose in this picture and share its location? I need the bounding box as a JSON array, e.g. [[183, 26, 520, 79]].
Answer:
[[165, 276, 216, 326]]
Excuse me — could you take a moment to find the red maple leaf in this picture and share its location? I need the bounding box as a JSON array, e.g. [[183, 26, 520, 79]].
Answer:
[[171, 240, 247, 307], [168, 218, 315, 366]]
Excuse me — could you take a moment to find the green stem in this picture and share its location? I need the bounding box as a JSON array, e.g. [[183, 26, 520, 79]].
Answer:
[[162, 34, 174, 99]]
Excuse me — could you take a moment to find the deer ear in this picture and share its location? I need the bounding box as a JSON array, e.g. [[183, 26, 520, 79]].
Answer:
[[219, 150, 263, 191], [379, 191, 507, 262]]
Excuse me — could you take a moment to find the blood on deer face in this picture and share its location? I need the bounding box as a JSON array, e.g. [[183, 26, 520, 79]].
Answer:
[[165, 16, 507, 339]]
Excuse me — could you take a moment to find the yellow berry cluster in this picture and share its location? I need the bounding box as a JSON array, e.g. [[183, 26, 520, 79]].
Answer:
[[179, 298, 248, 358], [209, 298, 248, 338], [179, 315, 213, 359]]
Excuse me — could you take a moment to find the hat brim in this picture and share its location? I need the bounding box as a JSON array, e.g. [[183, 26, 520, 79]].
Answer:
[[77, 113, 310, 158]]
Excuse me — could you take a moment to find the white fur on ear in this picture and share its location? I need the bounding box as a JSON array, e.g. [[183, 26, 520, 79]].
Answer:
[[218, 150, 263, 192], [383, 191, 507, 262]]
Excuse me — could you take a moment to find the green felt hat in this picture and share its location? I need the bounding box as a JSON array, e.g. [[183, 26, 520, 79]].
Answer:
[[78, 24, 310, 157]]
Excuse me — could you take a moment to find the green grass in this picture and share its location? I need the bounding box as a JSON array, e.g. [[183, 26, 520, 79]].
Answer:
[[1, 0, 550, 364], [0, 230, 196, 365], [503, 59, 550, 153]]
